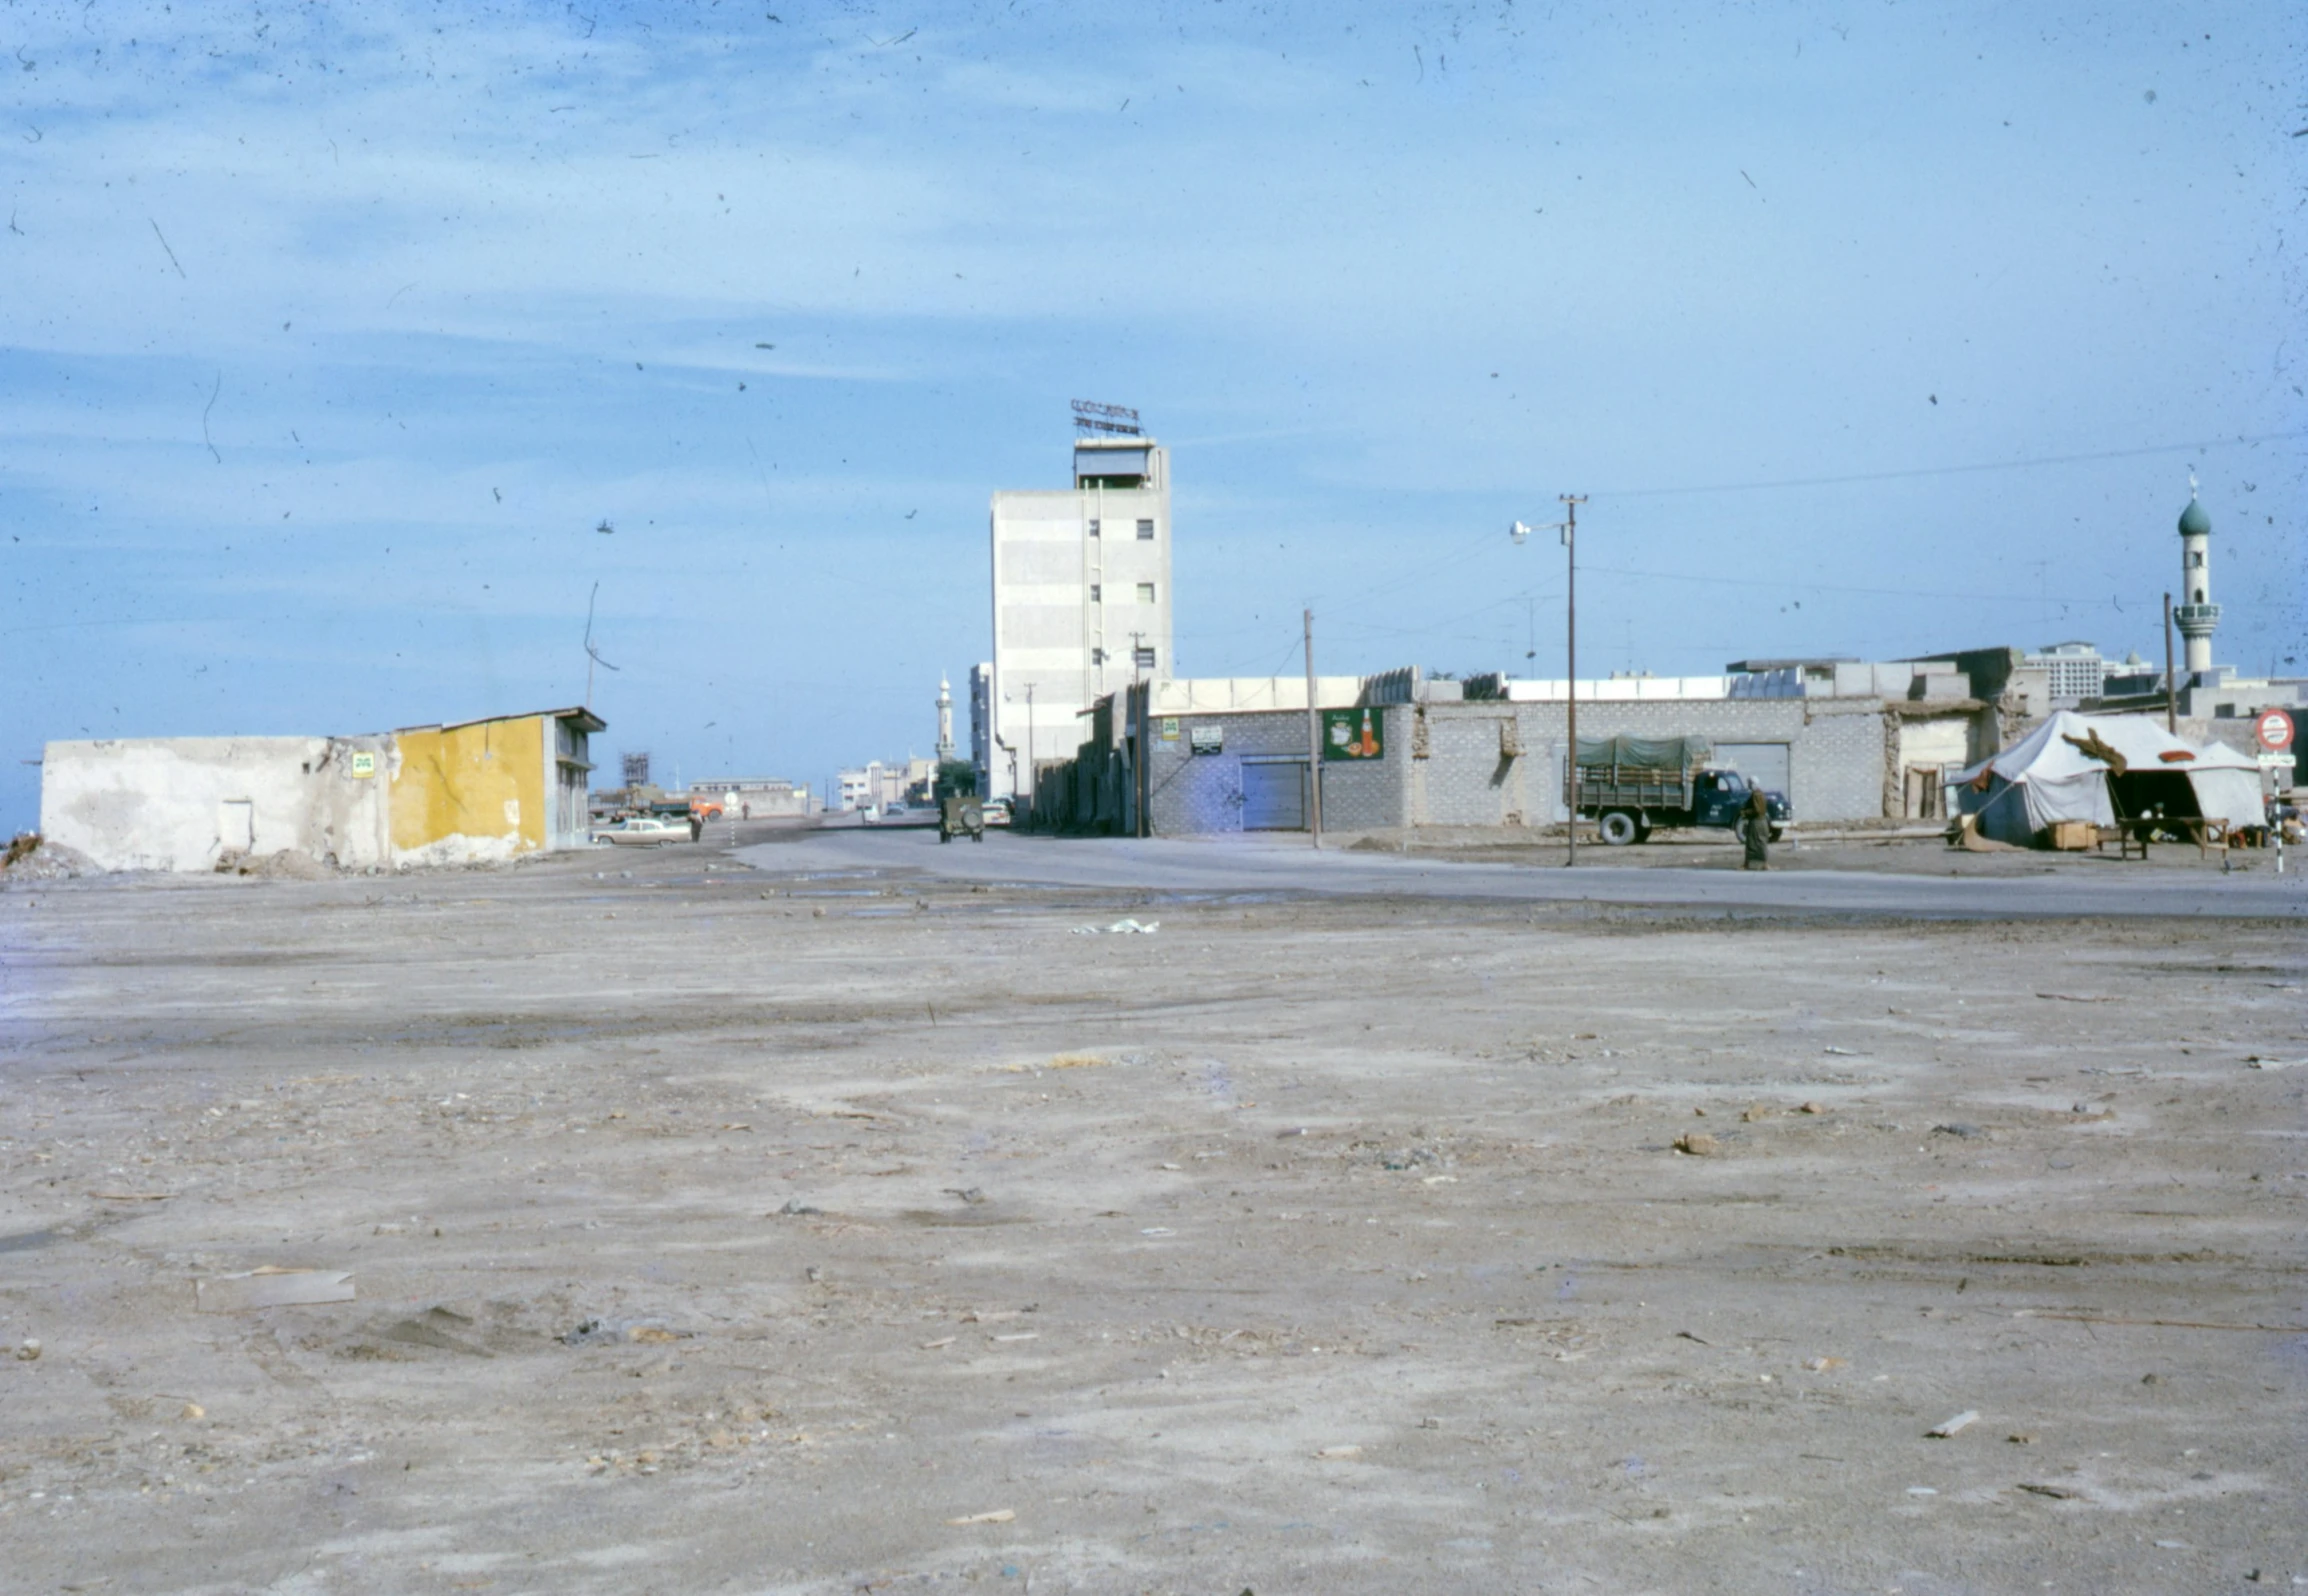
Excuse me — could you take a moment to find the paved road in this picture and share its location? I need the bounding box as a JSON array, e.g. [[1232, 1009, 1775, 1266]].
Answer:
[[736, 827, 2308, 921]]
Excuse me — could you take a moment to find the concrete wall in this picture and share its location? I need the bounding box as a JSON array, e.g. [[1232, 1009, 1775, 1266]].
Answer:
[[1140, 696, 1902, 834], [40, 736, 393, 872], [1140, 708, 1398, 835], [391, 717, 547, 866]]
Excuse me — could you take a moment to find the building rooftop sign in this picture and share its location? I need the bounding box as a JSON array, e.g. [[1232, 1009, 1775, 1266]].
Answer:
[[1070, 399, 1142, 436]]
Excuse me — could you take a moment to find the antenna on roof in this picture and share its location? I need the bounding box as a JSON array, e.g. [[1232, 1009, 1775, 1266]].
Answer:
[[1070, 399, 1142, 437], [583, 581, 620, 708]]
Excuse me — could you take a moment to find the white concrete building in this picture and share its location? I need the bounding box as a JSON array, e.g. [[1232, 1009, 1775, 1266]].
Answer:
[[2023, 642, 2107, 708], [988, 434, 1173, 799]]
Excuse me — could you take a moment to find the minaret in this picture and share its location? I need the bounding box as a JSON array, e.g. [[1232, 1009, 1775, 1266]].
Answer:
[[2173, 477, 2219, 678], [935, 677, 955, 761]]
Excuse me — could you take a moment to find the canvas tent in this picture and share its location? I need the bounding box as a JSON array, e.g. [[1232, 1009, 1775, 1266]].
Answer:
[[1955, 711, 2265, 845]]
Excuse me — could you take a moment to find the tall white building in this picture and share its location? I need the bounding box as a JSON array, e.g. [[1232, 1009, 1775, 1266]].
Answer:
[[2174, 485, 2219, 678], [987, 433, 1173, 799]]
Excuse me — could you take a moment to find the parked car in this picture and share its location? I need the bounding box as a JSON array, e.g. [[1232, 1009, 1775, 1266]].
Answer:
[[592, 816, 690, 846], [982, 797, 1012, 828]]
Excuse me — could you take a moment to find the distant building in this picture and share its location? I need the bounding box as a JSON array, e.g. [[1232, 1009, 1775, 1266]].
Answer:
[[833, 758, 935, 810], [934, 677, 956, 762], [685, 777, 814, 818], [968, 663, 994, 796], [2023, 642, 2106, 708], [2175, 485, 2219, 677], [988, 429, 1173, 800], [835, 766, 877, 812]]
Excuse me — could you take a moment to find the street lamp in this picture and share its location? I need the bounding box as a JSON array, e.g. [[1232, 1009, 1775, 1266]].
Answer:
[[1511, 494, 1587, 866]]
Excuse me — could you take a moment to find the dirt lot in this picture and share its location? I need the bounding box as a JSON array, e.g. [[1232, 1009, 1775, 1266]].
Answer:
[[2, 837, 2304, 1595]]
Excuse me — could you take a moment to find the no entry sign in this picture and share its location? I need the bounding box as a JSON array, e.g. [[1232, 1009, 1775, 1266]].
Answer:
[[2255, 708, 2295, 753]]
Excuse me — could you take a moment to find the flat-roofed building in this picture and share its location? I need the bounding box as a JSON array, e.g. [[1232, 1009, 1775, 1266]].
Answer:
[[988, 432, 1172, 800]]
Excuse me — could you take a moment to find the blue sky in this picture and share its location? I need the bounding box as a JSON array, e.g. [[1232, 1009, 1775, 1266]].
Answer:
[[3, 1, 2301, 826]]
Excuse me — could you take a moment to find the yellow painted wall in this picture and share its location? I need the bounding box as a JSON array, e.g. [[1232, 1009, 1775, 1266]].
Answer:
[[390, 716, 547, 855]]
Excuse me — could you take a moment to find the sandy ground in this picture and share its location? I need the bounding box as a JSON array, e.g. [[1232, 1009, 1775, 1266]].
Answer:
[[2, 829, 2304, 1595]]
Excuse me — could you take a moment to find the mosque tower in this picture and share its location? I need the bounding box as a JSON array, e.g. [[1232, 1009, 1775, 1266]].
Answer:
[[2173, 478, 2219, 678], [935, 676, 956, 761]]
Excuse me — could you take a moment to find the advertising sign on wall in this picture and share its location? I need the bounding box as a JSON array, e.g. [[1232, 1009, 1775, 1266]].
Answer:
[[1322, 707, 1384, 760]]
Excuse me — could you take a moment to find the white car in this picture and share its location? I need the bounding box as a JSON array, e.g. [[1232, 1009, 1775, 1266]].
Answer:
[[593, 816, 690, 846]]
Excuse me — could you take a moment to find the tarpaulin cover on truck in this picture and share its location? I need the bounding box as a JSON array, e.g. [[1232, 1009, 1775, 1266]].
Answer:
[[1574, 735, 1710, 771]]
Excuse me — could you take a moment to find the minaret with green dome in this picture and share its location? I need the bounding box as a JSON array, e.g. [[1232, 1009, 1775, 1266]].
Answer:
[[2173, 478, 2219, 678]]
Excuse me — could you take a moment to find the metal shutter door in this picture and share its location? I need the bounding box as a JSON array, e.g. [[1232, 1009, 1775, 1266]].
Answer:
[[1241, 761, 1306, 830]]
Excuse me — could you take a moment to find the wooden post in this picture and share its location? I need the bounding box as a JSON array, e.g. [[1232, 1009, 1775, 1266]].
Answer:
[[1304, 608, 1323, 848]]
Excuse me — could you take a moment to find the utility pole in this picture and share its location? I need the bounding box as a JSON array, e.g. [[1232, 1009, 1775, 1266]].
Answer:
[[1304, 607, 1323, 848], [2162, 593, 2178, 733], [1024, 682, 1037, 826], [1561, 495, 1587, 868]]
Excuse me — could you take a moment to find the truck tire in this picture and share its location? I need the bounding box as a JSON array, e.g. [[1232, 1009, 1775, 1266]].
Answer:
[[1599, 810, 1641, 846]]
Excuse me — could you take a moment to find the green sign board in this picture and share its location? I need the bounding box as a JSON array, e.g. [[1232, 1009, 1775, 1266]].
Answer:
[[1321, 707, 1384, 761]]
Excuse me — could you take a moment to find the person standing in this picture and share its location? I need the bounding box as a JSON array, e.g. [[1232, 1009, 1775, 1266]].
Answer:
[[1740, 787, 1771, 871]]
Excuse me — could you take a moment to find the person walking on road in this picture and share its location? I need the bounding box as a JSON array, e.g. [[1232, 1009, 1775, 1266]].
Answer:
[[1739, 788, 1771, 871]]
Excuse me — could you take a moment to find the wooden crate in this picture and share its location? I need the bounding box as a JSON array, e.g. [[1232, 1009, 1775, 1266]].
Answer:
[[2047, 820, 2097, 851]]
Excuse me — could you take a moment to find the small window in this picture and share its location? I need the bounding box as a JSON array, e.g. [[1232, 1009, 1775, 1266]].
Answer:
[[1133, 646, 1157, 671], [1136, 582, 1156, 604], [1089, 584, 1101, 603], [2190, 551, 2204, 567], [1091, 646, 1107, 665], [1135, 518, 1155, 540], [1087, 517, 1101, 538]]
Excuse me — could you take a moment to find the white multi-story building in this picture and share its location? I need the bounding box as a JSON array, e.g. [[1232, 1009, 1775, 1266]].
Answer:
[[987, 434, 1173, 799], [2023, 641, 2106, 708]]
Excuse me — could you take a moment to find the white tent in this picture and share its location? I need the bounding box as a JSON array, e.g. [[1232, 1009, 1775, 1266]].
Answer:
[[1955, 711, 2265, 844]]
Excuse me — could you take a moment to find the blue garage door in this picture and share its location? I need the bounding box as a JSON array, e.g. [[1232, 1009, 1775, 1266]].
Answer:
[[1242, 760, 1307, 830]]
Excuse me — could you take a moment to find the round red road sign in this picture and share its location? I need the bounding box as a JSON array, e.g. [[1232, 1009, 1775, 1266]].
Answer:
[[2255, 708, 2295, 752]]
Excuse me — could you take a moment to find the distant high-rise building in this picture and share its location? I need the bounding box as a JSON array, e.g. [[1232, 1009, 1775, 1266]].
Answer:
[[2023, 641, 2106, 708], [968, 663, 993, 795], [620, 751, 651, 789], [988, 428, 1173, 800]]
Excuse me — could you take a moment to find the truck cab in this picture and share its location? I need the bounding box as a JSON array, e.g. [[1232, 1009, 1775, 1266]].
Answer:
[[1690, 769, 1792, 835]]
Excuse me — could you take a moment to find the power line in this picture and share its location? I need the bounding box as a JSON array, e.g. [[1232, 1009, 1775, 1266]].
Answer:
[[1589, 428, 2307, 501], [1579, 564, 2116, 606]]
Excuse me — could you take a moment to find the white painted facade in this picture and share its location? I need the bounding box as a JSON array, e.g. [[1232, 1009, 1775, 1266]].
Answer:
[[988, 437, 1172, 799], [40, 736, 394, 873]]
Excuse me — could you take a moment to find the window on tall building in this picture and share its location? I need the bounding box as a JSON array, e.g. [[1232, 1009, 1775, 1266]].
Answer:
[[1135, 518, 1155, 540], [1089, 584, 1101, 603], [1091, 646, 1107, 665], [1133, 646, 1157, 671], [1087, 518, 1101, 538], [1136, 582, 1156, 604]]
